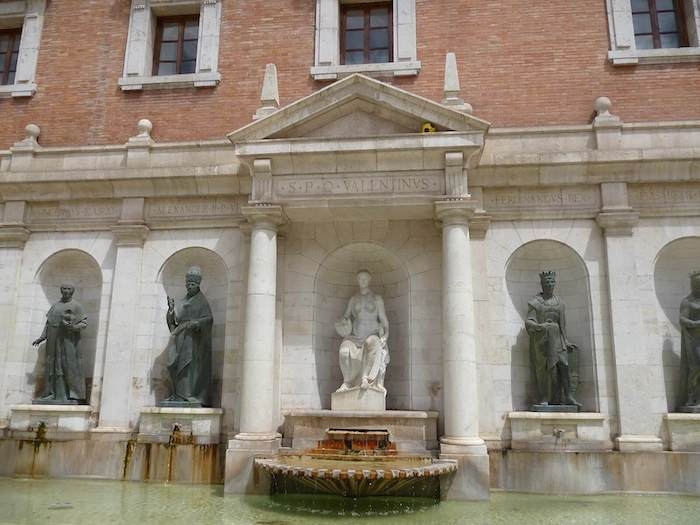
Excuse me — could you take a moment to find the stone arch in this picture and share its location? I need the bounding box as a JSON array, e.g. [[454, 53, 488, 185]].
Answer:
[[32, 249, 103, 402], [505, 239, 597, 411], [152, 247, 229, 407], [653, 236, 700, 409], [313, 242, 411, 409]]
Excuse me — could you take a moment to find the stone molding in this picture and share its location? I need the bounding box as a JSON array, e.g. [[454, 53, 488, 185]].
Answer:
[[596, 210, 639, 236], [241, 204, 286, 231], [0, 226, 30, 248], [112, 224, 150, 247]]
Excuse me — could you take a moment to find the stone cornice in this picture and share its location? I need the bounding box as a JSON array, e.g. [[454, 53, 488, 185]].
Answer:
[[0, 226, 30, 248], [596, 210, 640, 237], [112, 224, 150, 247], [241, 205, 286, 230]]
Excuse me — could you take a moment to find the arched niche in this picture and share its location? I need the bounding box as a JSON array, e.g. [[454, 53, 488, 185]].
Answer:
[[505, 240, 597, 411], [314, 242, 410, 409], [653, 236, 700, 409], [153, 247, 228, 407], [32, 249, 103, 402]]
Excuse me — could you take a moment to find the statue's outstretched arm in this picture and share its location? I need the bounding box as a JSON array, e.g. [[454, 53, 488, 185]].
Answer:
[[376, 296, 389, 340]]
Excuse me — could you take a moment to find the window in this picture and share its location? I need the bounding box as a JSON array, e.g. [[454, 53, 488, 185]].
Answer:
[[0, 0, 45, 97], [632, 0, 687, 49], [312, 0, 420, 80], [341, 3, 392, 65], [0, 29, 21, 86], [607, 0, 700, 64], [119, 0, 222, 91], [154, 16, 199, 76]]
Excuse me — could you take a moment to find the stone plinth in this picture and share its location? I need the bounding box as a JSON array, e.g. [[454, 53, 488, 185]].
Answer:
[[331, 387, 385, 411], [509, 411, 612, 452], [665, 413, 700, 451], [138, 407, 224, 445], [282, 409, 439, 453], [9, 404, 92, 440]]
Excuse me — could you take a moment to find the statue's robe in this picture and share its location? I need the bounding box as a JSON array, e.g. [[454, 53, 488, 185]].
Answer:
[[680, 295, 700, 406], [166, 290, 213, 405], [40, 299, 87, 401]]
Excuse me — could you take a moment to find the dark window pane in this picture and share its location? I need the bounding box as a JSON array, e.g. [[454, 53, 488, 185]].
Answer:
[[10, 51, 18, 71], [633, 13, 652, 33], [183, 40, 197, 61], [0, 37, 8, 53], [370, 28, 389, 49], [656, 0, 675, 10], [370, 8, 389, 27], [181, 60, 196, 74], [159, 41, 177, 61], [660, 33, 680, 47], [0, 53, 5, 74], [7, 70, 15, 84], [161, 23, 179, 41], [631, 0, 649, 12], [344, 50, 364, 65], [12, 35, 20, 51], [184, 21, 199, 41], [658, 12, 678, 32], [369, 49, 389, 63], [346, 10, 364, 29], [157, 61, 176, 75], [345, 30, 363, 50], [635, 34, 654, 48]]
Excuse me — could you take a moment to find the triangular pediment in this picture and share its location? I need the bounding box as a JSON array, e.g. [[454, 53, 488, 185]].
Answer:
[[227, 74, 489, 144]]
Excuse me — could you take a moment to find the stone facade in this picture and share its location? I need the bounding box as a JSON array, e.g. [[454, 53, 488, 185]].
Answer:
[[2, 0, 700, 500]]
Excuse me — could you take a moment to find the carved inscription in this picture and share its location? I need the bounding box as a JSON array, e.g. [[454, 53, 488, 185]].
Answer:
[[29, 201, 120, 223], [484, 187, 599, 212], [274, 174, 443, 197], [146, 197, 241, 219], [629, 183, 700, 209]]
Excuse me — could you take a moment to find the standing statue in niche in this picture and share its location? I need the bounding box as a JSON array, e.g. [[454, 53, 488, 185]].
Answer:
[[32, 284, 88, 404], [334, 270, 390, 394], [161, 266, 213, 407], [525, 271, 581, 411], [679, 270, 700, 412]]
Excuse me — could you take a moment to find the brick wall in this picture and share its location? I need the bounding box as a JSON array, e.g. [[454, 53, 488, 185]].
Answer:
[[2, 0, 699, 147]]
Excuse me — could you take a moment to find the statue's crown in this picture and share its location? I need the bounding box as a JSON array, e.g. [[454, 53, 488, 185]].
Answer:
[[539, 270, 556, 280], [186, 266, 203, 283]]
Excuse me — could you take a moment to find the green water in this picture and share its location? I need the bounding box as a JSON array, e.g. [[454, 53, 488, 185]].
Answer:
[[0, 478, 699, 525]]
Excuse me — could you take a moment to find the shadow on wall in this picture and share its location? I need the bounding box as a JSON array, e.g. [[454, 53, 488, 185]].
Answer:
[[505, 240, 597, 412], [150, 247, 229, 407], [31, 249, 103, 403], [654, 236, 700, 411]]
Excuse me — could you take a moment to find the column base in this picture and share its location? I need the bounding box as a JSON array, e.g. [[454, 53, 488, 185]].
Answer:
[[439, 436, 489, 500], [224, 434, 280, 494], [615, 435, 663, 452]]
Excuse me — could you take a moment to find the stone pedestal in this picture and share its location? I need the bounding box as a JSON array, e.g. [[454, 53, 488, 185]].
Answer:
[[282, 409, 439, 453], [509, 411, 613, 451], [330, 387, 385, 411], [665, 413, 700, 451], [9, 404, 92, 440], [137, 407, 223, 445]]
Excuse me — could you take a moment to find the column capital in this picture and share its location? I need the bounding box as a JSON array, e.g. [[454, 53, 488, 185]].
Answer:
[[242, 205, 286, 230], [434, 199, 479, 226], [0, 226, 30, 248], [112, 224, 150, 247], [596, 210, 639, 237]]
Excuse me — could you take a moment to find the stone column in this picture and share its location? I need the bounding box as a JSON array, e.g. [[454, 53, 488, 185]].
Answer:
[[226, 205, 284, 494], [435, 200, 489, 500], [597, 182, 662, 451], [0, 202, 30, 422], [94, 199, 149, 438]]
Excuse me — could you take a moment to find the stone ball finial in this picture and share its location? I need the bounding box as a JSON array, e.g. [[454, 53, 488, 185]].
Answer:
[[25, 123, 41, 140], [137, 118, 153, 138], [594, 96, 612, 116]]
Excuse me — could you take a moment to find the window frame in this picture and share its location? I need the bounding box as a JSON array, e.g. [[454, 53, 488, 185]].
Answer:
[[153, 15, 200, 77], [607, 0, 700, 65], [0, 28, 21, 86], [631, 0, 688, 49], [340, 2, 393, 66], [0, 0, 45, 98]]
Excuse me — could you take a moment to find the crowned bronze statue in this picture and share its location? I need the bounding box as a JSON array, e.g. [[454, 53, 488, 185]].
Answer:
[[525, 271, 581, 411], [161, 266, 213, 407], [32, 284, 88, 404], [679, 270, 700, 413]]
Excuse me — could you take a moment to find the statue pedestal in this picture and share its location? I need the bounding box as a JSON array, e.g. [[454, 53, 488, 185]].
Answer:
[[530, 403, 580, 413], [9, 404, 92, 440], [509, 411, 612, 451], [665, 413, 700, 451], [138, 407, 223, 444], [331, 387, 385, 411]]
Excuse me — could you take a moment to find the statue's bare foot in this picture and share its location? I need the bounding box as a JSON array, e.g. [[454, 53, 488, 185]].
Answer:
[[360, 377, 369, 390], [40, 393, 55, 401], [565, 396, 582, 407], [336, 383, 350, 393]]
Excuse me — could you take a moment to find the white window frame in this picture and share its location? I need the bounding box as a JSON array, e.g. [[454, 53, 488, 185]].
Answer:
[[311, 0, 420, 80], [0, 0, 45, 98], [118, 0, 222, 91], [607, 0, 700, 64]]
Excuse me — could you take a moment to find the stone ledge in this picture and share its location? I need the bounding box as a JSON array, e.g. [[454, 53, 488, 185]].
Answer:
[[665, 413, 700, 452], [137, 407, 224, 445], [9, 404, 93, 439], [508, 411, 612, 452]]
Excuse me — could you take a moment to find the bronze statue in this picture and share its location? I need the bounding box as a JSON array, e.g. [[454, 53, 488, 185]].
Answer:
[[32, 284, 88, 404], [525, 271, 581, 410], [162, 266, 213, 407], [679, 270, 700, 412]]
